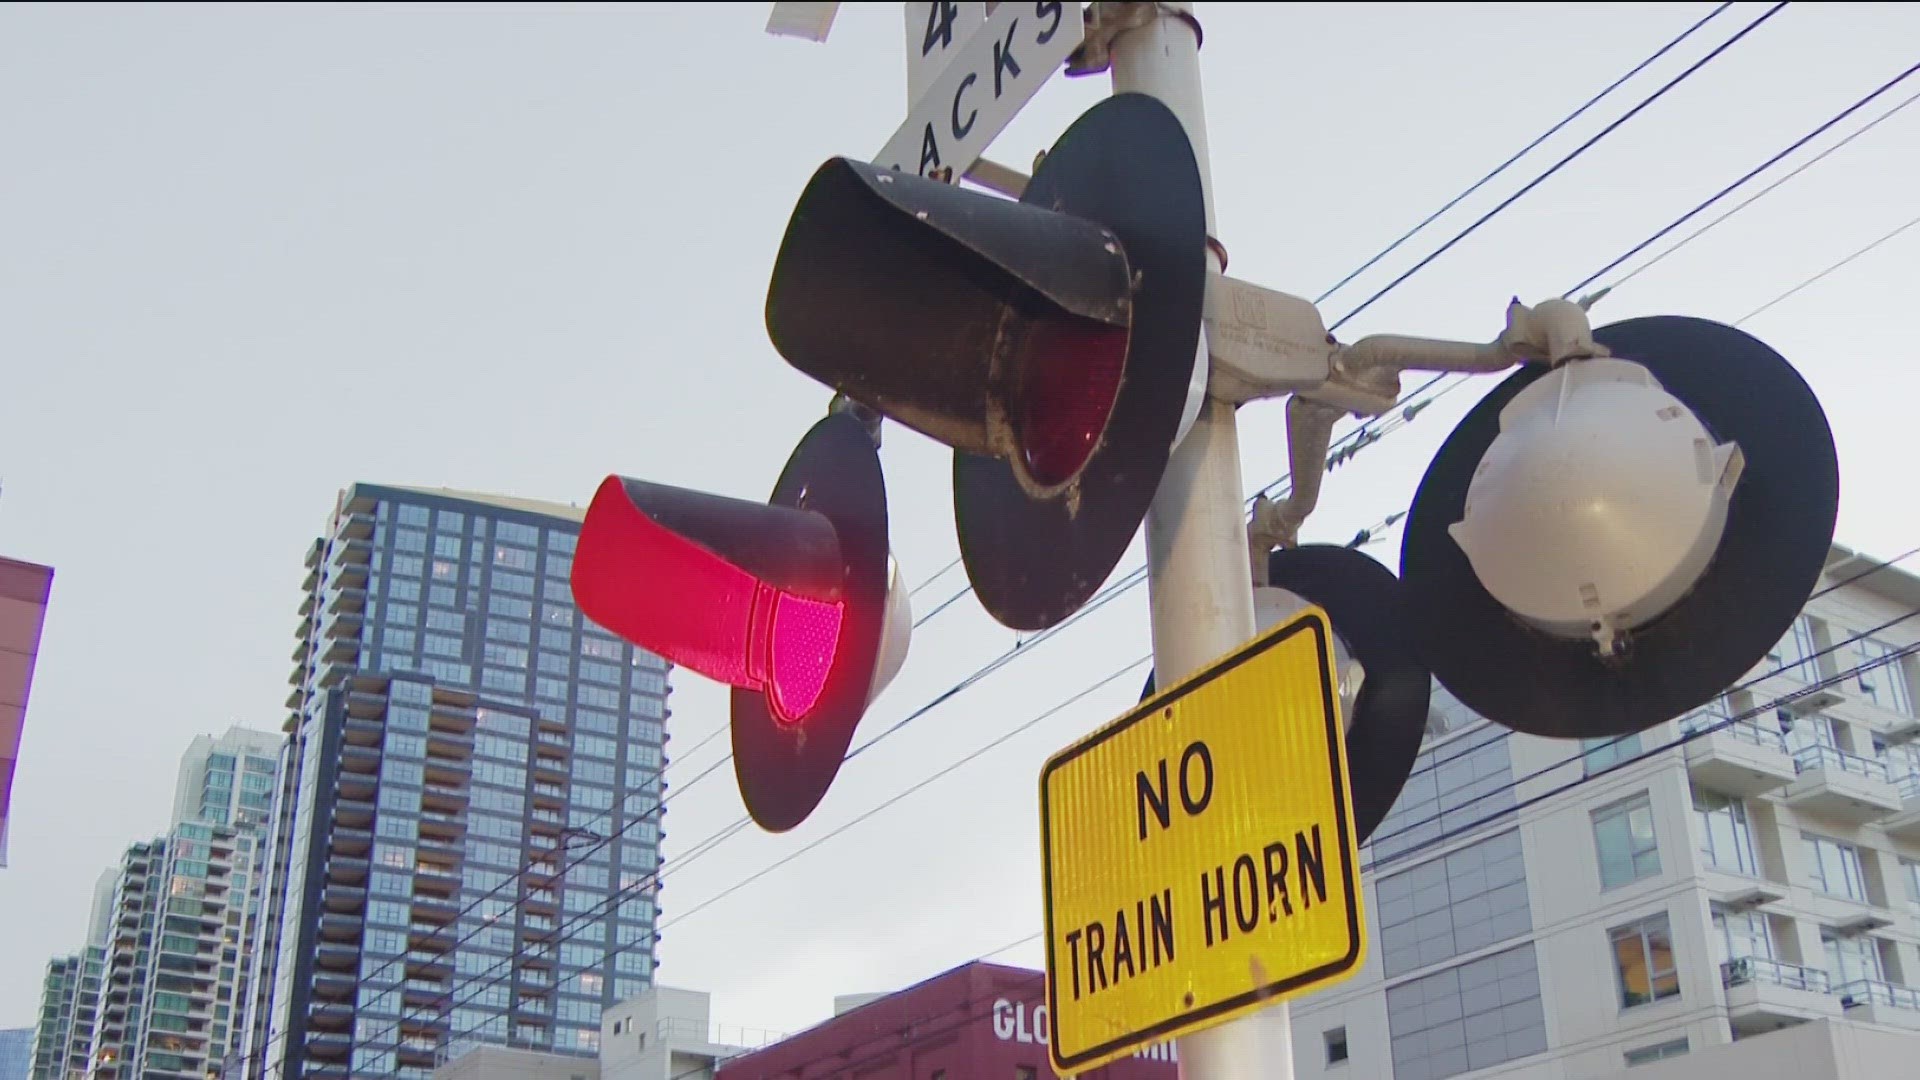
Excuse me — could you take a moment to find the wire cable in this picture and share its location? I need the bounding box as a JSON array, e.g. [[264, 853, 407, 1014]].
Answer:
[[1380, 545, 1920, 796], [1362, 605, 1920, 867], [1565, 57, 1920, 300], [1599, 86, 1920, 296], [1327, 1, 1792, 332], [1734, 211, 1920, 325], [1364, 638, 1920, 875], [1311, 1, 1737, 306]]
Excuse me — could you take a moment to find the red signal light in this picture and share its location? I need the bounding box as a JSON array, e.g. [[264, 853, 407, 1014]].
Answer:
[[571, 477, 845, 725], [570, 411, 904, 832], [1011, 320, 1130, 488]]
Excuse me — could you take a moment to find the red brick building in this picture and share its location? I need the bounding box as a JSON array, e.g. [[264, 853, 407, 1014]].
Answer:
[[0, 554, 54, 869], [716, 961, 1178, 1079]]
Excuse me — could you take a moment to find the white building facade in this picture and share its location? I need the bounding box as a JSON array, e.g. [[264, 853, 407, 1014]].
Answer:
[[1288, 543, 1920, 1079]]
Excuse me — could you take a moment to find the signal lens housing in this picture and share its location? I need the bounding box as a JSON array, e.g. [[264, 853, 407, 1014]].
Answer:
[[568, 411, 897, 832], [1012, 319, 1129, 488]]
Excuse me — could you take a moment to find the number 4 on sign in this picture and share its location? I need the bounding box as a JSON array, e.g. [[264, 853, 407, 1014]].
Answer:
[[907, 2, 988, 106]]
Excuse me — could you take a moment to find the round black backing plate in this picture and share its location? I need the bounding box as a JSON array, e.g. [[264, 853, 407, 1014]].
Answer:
[[731, 410, 890, 832], [1399, 315, 1839, 740], [954, 92, 1206, 632], [1139, 546, 1429, 845]]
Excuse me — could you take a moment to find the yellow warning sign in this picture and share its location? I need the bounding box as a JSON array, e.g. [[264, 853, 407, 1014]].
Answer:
[[1039, 605, 1366, 1075]]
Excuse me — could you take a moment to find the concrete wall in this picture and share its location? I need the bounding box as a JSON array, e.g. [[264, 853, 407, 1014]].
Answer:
[[432, 1045, 598, 1080], [1590, 1018, 1917, 1080]]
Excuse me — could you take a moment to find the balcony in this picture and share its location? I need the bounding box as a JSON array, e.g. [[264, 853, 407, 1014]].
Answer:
[[430, 701, 477, 733], [342, 715, 384, 747], [1681, 714, 1797, 796], [425, 728, 474, 759], [306, 1030, 352, 1061], [322, 580, 362, 614], [401, 979, 450, 1009], [408, 922, 456, 951], [417, 782, 466, 813], [417, 810, 466, 841], [1782, 745, 1903, 823], [328, 853, 368, 887], [312, 940, 360, 973], [1880, 774, 1920, 842], [318, 912, 361, 943], [1722, 956, 1842, 1036], [404, 949, 453, 979], [1837, 980, 1920, 1030], [532, 782, 566, 809], [338, 510, 375, 541], [307, 1000, 354, 1032], [413, 862, 460, 896], [322, 885, 366, 914], [339, 742, 381, 775], [334, 796, 375, 829], [337, 770, 377, 803], [411, 895, 460, 924], [328, 538, 372, 576]]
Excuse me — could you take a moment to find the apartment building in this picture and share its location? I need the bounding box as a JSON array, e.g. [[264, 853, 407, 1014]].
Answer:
[[1285, 543, 1920, 1079], [245, 484, 672, 1080], [29, 730, 282, 1080]]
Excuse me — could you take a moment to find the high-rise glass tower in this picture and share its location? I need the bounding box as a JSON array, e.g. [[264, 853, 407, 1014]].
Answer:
[[245, 484, 671, 1080], [31, 722, 282, 1080], [29, 870, 113, 1080], [174, 726, 286, 833]]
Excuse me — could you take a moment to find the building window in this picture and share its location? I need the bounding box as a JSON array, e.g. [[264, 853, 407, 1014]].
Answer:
[[1372, 727, 1514, 864], [1710, 903, 1772, 967], [1623, 1039, 1689, 1066], [1609, 913, 1680, 1008], [1324, 1026, 1349, 1065], [1375, 829, 1531, 978], [1693, 789, 1757, 876], [1802, 833, 1868, 901], [1582, 733, 1641, 775], [1593, 793, 1661, 889], [1851, 636, 1915, 716], [1821, 926, 1884, 987], [1766, 616, 1820, 682]]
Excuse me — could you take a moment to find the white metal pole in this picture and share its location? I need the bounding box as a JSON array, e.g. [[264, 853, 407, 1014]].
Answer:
[[1108, 3, 1297, 1078]]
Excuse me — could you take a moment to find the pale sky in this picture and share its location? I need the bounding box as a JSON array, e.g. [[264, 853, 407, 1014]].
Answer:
[[4, 0, 1918, 1037]]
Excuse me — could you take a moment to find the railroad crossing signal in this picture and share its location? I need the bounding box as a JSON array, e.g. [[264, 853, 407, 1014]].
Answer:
[[568, 0, 1841, 850], [766, 92, 1206, 632], [1400, 316, 1840, 739], [570, 409, 911, 832]]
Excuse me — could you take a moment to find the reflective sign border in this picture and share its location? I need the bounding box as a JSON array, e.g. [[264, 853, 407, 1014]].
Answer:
[[1038, 608, 1363, 1073]]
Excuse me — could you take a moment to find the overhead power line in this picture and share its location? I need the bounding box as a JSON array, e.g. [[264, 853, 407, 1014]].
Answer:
[[1310, 1, 1738, 306], [1326, 1, 1792, 332], [1734, 211, 1920, 325]]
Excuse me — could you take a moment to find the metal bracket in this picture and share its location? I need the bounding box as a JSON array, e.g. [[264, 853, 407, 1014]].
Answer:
[[1247, 297, 1608, 558], [1067, 3, 1194, 77], [829, 392, 884, 448]]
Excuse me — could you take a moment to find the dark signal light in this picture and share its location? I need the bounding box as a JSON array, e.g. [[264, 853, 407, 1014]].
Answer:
[[765, 92, 1207, 633], [571, 411, 909, 832]]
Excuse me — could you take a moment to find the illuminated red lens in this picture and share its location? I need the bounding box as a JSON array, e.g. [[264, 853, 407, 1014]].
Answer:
[[1013, 320, 1129, 487], [572, 478, 844, 726]]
